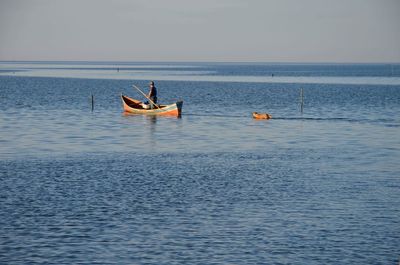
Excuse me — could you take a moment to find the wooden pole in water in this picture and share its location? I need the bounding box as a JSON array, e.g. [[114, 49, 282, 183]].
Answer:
[[91, 94, 94, 112], [300, 88, 304, 114]]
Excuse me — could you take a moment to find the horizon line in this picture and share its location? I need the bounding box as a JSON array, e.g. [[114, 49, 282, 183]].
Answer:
[[1, 60, 399, 65]]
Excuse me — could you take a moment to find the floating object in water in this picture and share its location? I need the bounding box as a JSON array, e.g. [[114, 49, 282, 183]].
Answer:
[[121, 94, 183, 116], [252, 112, 272, 119]]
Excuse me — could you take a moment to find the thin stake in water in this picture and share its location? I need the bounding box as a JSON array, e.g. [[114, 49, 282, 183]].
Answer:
[[300, 88, 304, 114], [91, 94, 94, 112]]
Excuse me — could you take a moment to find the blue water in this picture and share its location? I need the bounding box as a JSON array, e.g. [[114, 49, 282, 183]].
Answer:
[[0, 62, 399, 264]]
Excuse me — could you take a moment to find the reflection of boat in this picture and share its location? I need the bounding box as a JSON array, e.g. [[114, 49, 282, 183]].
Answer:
[[252, 112, 272, 119], [121, 94, 183, 116]]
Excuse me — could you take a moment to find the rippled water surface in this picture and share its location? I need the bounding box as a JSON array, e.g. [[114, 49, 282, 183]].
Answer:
[[0, 62, 399, 264]]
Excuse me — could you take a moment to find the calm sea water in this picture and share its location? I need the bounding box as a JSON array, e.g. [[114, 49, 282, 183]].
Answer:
[[0, 62, 399, 264]]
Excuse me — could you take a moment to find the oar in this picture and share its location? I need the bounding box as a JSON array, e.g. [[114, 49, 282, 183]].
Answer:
[[132, 84, 161, 110]]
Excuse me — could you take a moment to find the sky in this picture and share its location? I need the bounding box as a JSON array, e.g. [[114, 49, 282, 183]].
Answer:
[[0, 0, 399, 62]]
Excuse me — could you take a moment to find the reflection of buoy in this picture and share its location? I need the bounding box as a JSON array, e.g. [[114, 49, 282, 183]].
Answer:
[[252, 112, 272, 119]]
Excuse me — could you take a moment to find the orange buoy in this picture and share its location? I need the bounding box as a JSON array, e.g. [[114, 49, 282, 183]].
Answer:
[[252, 112, 272, 119]]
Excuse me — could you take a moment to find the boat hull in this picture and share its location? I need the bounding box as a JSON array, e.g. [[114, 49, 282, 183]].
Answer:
[[121, 95, 183, 116], [252, 112, 272, 119]]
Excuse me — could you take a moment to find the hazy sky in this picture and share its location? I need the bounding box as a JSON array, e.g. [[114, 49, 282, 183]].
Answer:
[[0, 0, 399, 62]]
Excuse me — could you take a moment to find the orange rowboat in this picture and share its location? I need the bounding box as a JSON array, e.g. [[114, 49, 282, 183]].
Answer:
[[121, 94, 183, 116], [252, 112, 272, 119]]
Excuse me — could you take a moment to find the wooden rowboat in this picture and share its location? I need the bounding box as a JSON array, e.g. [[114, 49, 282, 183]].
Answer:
[[121, 94, 183, 116]]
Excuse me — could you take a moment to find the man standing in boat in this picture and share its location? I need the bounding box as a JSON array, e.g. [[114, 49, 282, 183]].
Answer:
[[147, 81, 158, 109]]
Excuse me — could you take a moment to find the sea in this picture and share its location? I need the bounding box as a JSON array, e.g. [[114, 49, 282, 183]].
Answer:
[[0, 62, 399, 264]]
